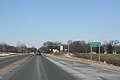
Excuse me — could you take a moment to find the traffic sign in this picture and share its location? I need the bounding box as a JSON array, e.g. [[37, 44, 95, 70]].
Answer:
[[89, 42, 101, 47], [89, 42, 102, 62]]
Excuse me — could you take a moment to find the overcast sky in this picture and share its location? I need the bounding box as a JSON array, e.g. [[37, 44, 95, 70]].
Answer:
[[0, 0, 120, 48]]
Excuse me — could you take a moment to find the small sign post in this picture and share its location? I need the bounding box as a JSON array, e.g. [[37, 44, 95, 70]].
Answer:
[[89, 42, 101, 61], [90, 46, 93, 60]]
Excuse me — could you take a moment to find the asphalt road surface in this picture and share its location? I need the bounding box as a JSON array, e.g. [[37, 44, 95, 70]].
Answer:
[[45, 55, 120, 80], [8, 55, 78, 80], [0, 55, 29, 69], [6, 54, 120, 80]]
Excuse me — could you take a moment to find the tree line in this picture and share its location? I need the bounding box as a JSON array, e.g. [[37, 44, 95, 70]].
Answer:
[[1, 40, 120, 54], [0, 42, 37, 53], [39, 40, 120, 54]]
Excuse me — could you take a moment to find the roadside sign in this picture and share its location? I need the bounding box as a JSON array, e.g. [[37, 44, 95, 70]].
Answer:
[[89, 42, 101, 62], [89, 42, 101, 47], [60, 46, 63, 51]]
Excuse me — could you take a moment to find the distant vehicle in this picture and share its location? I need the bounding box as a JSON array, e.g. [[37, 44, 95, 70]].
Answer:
[[36, 52, 42, 56]]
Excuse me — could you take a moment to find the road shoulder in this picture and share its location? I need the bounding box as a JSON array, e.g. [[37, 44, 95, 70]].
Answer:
[[45, 54, 120, 72]]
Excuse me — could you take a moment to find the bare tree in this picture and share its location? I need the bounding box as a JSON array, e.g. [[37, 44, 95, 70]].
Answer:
[[109, 40, 120, 46], [16, 41, 27, 53], [69, 40, 89, 53], [41, 41, 62, 53], [0, 42, 8, 52]]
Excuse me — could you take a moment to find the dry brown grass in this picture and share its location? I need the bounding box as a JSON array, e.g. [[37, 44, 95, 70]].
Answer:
[[0, 52, 9, 54], [74, 53, 120, 66]]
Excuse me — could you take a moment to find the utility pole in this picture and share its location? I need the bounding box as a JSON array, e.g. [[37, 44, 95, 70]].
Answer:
[[67, 40, 72, 53], [68, 44, 70, 53]]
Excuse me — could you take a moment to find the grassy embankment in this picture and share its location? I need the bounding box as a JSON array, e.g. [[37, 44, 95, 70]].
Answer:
[[53, 52, 120, 66]]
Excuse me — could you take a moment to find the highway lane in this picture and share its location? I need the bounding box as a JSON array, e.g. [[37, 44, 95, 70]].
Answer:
[[5, 54, 120, 80], [8, 55, 78, 80], [44, 55, 120, 80], [0, 54, 29, 69]]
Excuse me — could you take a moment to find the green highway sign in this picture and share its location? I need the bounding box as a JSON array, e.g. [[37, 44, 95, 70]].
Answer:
[[89, 42, 101, 47]]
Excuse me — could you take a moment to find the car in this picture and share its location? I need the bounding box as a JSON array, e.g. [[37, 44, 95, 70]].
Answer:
[[36, 52, 42, 56]]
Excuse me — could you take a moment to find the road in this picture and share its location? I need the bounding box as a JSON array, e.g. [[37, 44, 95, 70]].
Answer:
[[4, 54, 120, 80], [0, 54, 29, 69], [7, 55, 78, 80], [45, 55, 120, 80]]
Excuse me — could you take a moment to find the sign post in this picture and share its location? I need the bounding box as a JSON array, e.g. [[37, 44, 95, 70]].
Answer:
[[99, 47, 101, 61], [89, 42, 101, 61], [90, 46, 93, 60]]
